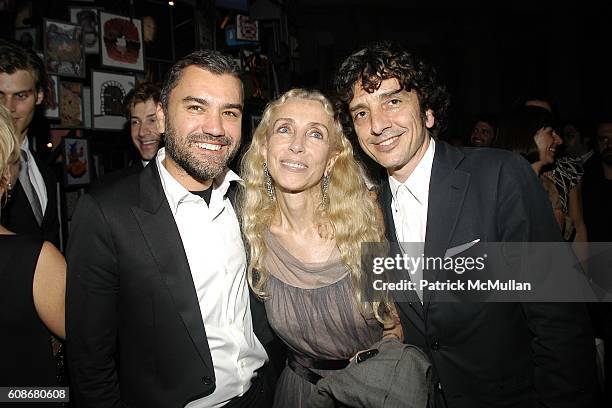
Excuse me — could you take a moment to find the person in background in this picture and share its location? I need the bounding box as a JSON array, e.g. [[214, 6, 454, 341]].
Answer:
[[0, 38, 59, 246], [0, 104, 66, 392], [91, 82, 163, 191], [498, 105, 588, 242], [582, 119, 612, 405], [125, 82, 163, 168], [469, 114, 497, 147]]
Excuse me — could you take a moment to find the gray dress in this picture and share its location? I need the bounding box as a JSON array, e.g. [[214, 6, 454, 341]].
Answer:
[[263, 231, 383, 407]]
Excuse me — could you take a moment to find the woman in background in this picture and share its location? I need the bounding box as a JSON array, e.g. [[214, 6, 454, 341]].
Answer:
[[497, 105, 587, 242], [0, 104, 66, 388], [240, 89, 402, 407]]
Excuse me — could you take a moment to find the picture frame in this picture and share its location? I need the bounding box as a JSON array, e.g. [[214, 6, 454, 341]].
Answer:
[[14, 27, 38, 50], [82, 86, 92, 129], [58, 81, 84, 128], [236, 14, 258, 42], [69, 7, 100, 54], [43, 19, 85, 78], [63, 137, 91, 187], [91, 70, 135, 130], [44, 74, 60, 120], [99, 12, 145, 72]]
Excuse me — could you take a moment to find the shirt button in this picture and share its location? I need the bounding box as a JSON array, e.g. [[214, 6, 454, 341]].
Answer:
[[202, 376, 213, 385], [431, 339, 440, 351]]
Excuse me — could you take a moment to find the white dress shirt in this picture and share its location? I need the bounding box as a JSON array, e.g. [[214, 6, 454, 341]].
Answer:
[[389, 138, 436, 301], [156, 148, 268, 408], [21, 137, 47, 212]]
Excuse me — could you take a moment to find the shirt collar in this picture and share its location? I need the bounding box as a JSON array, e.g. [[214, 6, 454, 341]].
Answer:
[[156, 147, 243, 215], [389, 138, 436, 206], [21, 137, 30, 151]]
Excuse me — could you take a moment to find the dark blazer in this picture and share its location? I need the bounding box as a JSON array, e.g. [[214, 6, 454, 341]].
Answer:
[[66, 161, 274, 408], [1, 152, 60, 247], [379, 141, 598, 408], [88, 160, 145, 194]]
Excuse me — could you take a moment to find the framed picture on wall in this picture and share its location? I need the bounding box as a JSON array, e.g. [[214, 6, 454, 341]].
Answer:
[[43, 19, 85, 78], [70, 7, 100, 54], [82, 86, 92, 129], [44, 74, 60, 119], [15, 27, 38, 50], [91, 70, 135, 130], [63, 137, 91, 187], [58, 81, 84, 128], [99, 12, 145, 72]]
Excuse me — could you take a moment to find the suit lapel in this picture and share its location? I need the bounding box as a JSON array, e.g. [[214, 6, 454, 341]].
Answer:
[[130, 162, 215, 375], [379, 179, 425, 322], [423, 142, 470, 311]]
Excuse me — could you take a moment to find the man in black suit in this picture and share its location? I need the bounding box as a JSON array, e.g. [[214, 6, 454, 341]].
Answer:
[[334, 42, 598, 407], [0, 39, 59, 246], [67, 50, 275, 408]]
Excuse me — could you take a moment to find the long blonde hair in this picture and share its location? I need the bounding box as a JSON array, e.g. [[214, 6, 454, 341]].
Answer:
[[240, 88, 389, 320], [0, 105, 19, 193]]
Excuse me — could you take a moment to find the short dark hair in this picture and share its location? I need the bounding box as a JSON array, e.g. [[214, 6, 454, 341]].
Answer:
[[123, 82, 161, 118], [496, 105, 555, 162], [472, 113, 498, 130], [334, 41, 450, 134], [0, 38, 47, 98], [160, 49, 241, 113]]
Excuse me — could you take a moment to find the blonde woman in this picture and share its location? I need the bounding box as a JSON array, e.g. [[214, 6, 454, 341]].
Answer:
[[0, 104, 66, 387], [240, 89, 401, 407]]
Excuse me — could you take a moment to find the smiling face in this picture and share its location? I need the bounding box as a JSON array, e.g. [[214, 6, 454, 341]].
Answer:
[[0, 69, 43, 143], [130, 98, 162, 161], [470, 121, 495, 147], [534, 126, 562, 165], [265, 98, 337, 195], [157, 66, 243, 190], [349, 78, 434, 183]]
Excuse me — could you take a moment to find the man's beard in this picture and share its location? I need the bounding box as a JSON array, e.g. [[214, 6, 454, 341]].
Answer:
[[164, 119, 239, 183]]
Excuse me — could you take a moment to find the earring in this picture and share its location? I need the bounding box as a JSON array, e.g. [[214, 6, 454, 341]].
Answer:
[[263, 162, 275, 201], [321, 174, 330, 208], [1, 182, 11, 207]]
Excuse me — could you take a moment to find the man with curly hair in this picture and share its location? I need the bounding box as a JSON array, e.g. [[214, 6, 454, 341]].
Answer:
[[334, 41, 598, 408]]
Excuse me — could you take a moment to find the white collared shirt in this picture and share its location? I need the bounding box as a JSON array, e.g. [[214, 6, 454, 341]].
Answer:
[[389, 138, 435, 301], [156, 148, 268, 408], [21, 137, 47, 212]]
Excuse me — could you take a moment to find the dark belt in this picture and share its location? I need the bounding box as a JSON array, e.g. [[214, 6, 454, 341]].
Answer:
[[287, 351, 349, 384]]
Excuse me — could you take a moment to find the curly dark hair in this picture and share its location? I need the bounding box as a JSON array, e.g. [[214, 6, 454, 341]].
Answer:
[[333, 41, 450, 135]]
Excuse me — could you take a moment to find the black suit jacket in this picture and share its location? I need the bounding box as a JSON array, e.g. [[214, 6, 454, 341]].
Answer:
[[88, 160, 145, 194], [2, 151, 60, 246], [379, 141, 598, 408], [66, 161, 274, 408]]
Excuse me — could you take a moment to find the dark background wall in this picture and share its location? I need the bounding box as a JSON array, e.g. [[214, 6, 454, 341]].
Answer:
[[289, 2, 612, 137]]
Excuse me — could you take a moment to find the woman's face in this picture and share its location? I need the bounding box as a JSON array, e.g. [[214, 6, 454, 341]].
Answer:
[[534, 126, 562, 165], [265, 98, 337, 195]]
